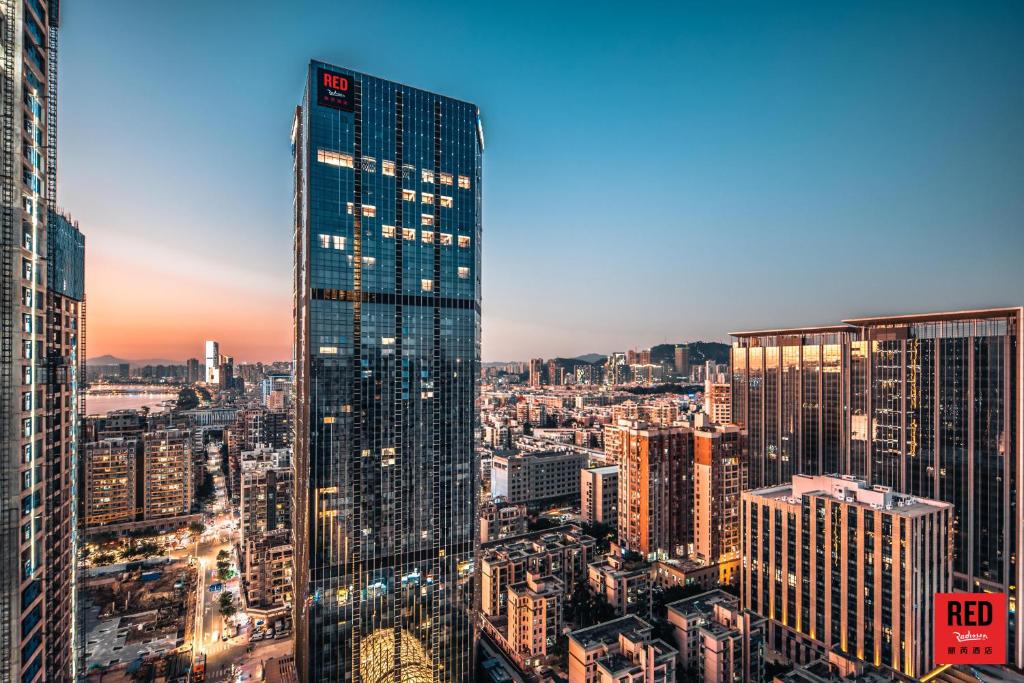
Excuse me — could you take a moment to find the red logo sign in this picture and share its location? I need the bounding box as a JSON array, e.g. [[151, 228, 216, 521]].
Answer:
[[934, 593, 1006, 664], [316, 68, 353, 112]]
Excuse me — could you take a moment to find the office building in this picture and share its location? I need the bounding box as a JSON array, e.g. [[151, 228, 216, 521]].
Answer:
[[674, 345, 689, 376], [741, 474, 953, 678], [567, 615, 677, 683], [83, 438, 139, 528], [204, 340, 219, 384], [666, 589, 765, 683], [490, 450, 587, 509], [693, 426, 746, 567], [730, 308, 1023, 663], [0, 1, 74, 678], [292, 61, 482, 681], [141, 429, 193, 520], [580, 465, 618, 526], [611, 421, 693, 559]]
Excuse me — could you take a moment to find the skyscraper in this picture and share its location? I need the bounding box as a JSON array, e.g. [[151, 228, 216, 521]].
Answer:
[[204, 339, 219, 384], [292, 61, 481, 681], [730, 308, 1023, 664], [1, 1, 74, 680]]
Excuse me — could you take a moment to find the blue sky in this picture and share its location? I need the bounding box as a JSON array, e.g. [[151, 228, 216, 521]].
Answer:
[[60, 1, 1024, 361]]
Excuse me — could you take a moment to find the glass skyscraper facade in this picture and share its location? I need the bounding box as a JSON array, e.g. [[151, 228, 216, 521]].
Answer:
[[292, 61, 481, 682], [731, 308, 1023, 665]]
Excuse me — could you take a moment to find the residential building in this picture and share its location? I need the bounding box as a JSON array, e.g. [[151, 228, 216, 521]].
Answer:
[[204, 340, 219, 384], [83, 438, 139, 528], [244, 529, 293, 618], [507, 573, 563, 665], [240, 455, 293, 545], [0, 2, 72, 676], [292, 61, 482, 681], [693, 426, 746, 567], [141, 429, 193, 520], [703, 379, 731, 424], [479, 527, 595, 618], [666, 589, 765, 683], [674, 346, 689, 376], [730, 308, 1023, 663], [568, 615, 677, 683], [479, 498, 528, 544], [580, 465, 618, 527], [587, 552, 650, 616], [529, 358, 543, 387], [490, 450, 587, 509], [611, 421, 693, 559], [741, 474, 953, 678]]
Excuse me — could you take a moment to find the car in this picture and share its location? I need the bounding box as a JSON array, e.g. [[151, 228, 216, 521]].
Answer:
[[251, 632, 264, 642], [208, 583, 223, 592], [275, 630, 289, 639]]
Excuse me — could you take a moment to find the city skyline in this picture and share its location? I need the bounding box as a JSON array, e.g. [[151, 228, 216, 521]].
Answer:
[[60, 1, 1024, 362]]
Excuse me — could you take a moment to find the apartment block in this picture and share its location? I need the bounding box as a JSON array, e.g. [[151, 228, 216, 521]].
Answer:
[[244, 529, 293, 618], [693, 426, 747, 567], [568, 615, 677, 683], [666, 589, 765, 683], [587, 552, 650, 616], [479, 498, 528, 544], [490, 450, 588, 509], [507, 573, 563, 665], [83, 438, 139, 528], [141, 429, 193, 520], [580, 465, 618, 527]]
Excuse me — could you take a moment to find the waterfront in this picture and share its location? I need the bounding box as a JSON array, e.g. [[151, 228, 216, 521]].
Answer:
[[84, 390, 179, 416]]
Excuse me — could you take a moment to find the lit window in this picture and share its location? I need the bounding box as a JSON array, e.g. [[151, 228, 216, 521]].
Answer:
[[346, 202, 354, 215], [458, 235, 471, 248], [440, 172, 453, 186], [458, 266, 470, 279], [317, 149, 354, 168], [362, 205, 376, 217], [319, 346, 338, 354], [402, 228, 416, 241], [332, 235, 345, 250], [458, 175, 471, 189], [318, 234, 330, 249], [440, 233, 453, 246], [421, 169, 434, 183], [421, 192, 434, 205], [382, 225, 396, 238], [421, 214, 434, 227], [382, 160, 395, 176], [421, 231, 434, 244], [421, 279, 433, 292], [440, 196, 453, 208], [362, 256, 376, 266], [402, 189, 416, 202]]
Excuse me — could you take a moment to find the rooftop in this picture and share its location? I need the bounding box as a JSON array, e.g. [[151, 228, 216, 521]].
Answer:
[[748, 474, 951, 517]]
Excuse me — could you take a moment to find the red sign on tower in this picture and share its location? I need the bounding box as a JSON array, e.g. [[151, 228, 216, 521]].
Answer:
[[934, 593, 1006, 664]]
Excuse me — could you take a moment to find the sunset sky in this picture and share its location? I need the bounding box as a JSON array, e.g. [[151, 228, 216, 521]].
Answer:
[[60, 2, 1024, 362]]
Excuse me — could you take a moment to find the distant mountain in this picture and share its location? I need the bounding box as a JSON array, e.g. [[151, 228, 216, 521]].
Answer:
[[88, 355, 180, 367], [572, 353, 606, 364]]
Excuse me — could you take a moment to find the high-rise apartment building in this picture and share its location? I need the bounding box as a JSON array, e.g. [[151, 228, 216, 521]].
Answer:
[[693, 426, 746, 567], [611, 421, 693, 559], [580, 465, 618, 527], [528, 357, 543, 387], [741, 474, 953, 678], [674, 345, 689, 376], [83, 438, 139, 528], [240, 456, 293, 545], [730, 308, 1023, 662], [204, 340, 219, 384], [666, 589, 766, 683], [702, 378, 731, 425], [141, 429, 193, 520], [293, 61, 481, 681], [1, 1, 74, 679]]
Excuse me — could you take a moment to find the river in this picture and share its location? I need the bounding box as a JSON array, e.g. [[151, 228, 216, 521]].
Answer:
[[84, 390, 179, 416]]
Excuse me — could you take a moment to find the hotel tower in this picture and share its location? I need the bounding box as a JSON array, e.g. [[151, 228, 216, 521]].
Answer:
[[731, 308, 1023, 665], [292, 61, 482, 681]]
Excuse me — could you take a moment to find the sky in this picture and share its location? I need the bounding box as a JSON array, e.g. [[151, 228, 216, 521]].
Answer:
[[60, 1, 1024, 363]]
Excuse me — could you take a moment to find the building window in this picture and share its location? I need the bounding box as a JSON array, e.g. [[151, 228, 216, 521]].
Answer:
[[458, 175, 471, 189], [440, 233, 453, 246], [421, 169, 434, 183], [382, 225, 396, 238], [458, 266, 470, 279], [382, 160, 395, 176], [458, 235, 471, 248], [362, 205, 376, 217], [421, 192, 434, 205], [440, 172, 453, 186], [318, 234, 345, 250], [346, 202, 354, 215], [440, 196, 453, 208], [421, 214, 434, 227], [317, 148, 354, 168], [421, 230, 434, 244], [362, 256, 376, 266], [402, 189, 416, 202], [421, 279, 433, 292], [402, 228, 416, 241], [360, 156, 377, 173]]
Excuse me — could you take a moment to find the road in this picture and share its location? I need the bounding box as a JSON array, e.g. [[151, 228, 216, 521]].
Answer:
[[192, 443, 294, 682]]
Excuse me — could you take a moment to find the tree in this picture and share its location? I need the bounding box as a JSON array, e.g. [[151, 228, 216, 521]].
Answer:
[[175, 387, 199, 412], [217, 549, 230, 561], [219, 593, 236, 618], [189, 521, 206, 535]]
